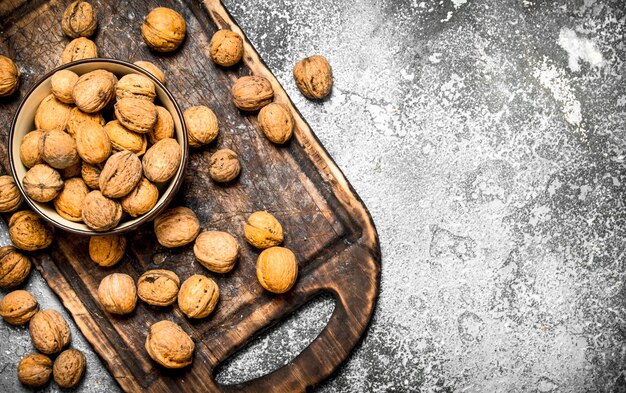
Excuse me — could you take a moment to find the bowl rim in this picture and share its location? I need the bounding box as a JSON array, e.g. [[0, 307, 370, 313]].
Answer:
[[9, 57, 189, 236]]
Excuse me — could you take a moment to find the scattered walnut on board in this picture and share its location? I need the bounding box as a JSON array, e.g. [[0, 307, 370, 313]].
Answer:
[[293, 55, 333, 99], [133, 61, 166, 84], [62, 1, 97, 38], [22, 164, 64, 203], [67, 107, 105, 138], [81, 190, 122, 231], [98, 151, 142, 198], [75, 120, 112, 164], [209, 148, 240, 183], [0, 290, 38, 325], [142, 138, 181, 183], [89, 234, 126, 267], [210, 29, 244, 67], [121, 177, 158, 217], [29, 309, 71, 355], [104, 120, 147, 155], [98, 273, 137, 315], [243, 211, 284, 249], [149, 106, 174, 144], [34, 94, 72, 131], [114, 97, 157, 133], [0, 246, 31, 288], [183, 105, 218, 148], [141, 7, 187, 53], [53, 348, 86, 388], [53, 177, 89, 222], [231, 75, 274, 111], [137, 269, 179, 306], [17, 353, 52, 388], [61, 37, 98, 64], [9, 211, 54, 251], [0, 175, 23, 213], [153, 206, 200, 248], [193, 231, 239, 273], [115, 73, 156, 101], [81, 162, 101, 189], [145, 320, 194, 368], [256, 246, 298, 294], [40, 129, 79, 169], [258, 102, 294, 144], [0, 55, 20, 97], [178, 274, 219, 319], [72, 69, 117, 113], [50, 70, 78, 104], [20, 130, 45, 168]]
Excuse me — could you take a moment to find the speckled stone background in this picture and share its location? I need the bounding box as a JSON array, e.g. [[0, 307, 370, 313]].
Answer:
[[2, 0, 626, 391]]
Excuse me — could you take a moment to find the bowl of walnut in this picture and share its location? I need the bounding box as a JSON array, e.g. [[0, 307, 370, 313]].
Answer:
[[9, 58, 188, 235]]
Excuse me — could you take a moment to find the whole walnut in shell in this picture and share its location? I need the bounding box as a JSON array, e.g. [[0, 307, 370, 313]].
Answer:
[[53, 177, 89, 222], [145, 320, 194, 368], [9, 211, 54, 251], [35, 94, 72, 131], [104, 120, 147, 155], [61, 37, 98, 64], [17, 353, 52, 388], [193, 231, 239, 273], [75, 121, 112, 164], [81, 162, 101, 189], [210, 29, 244, 67], [154, 207, 200, 248], [178, 274, 219, 319], [209, 149, 240, 183], [258, 103, 294, 144], [50, 70, 78, 104], [72, 69, 117, 113], [134, 61, 166, 84], [231, 76, 274, 111], [40, 130, 79, 169], [137, 269, 179, 306], [116, 73, 156, 101], [149, 106, 174, 144], [99, 151, 142, 198], [243, 211, 284, 249], [141, 7, 187, 53], [183, 105, 218, 148], [23, 164, 64, 203], [0, 246, 31, 288], [20, 130, 45, 168], [53, 348, 86, 388], [121, 177, 158, 217], [115, 97, 157, 133], [67, 107, 105, 137], [62, 1, 97, 38], [142, 138, 181, 183], [293, 55, 333, 99], [98, 273, 137, 314], [89, 234, 126, 267], [60, 160, 82, 179], [29, 309, 71, 354], [256, 246, 298, 293], [0, 290, 38, 325], [0, 175, 23, 213], [81, 191, 122, 231], [0, 55, 20, 97]]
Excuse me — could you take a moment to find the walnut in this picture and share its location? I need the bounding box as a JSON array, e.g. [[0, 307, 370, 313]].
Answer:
[[154, 207, 200, 248], [53, 349, 86, 388], [99, 151, 142, 198], [0, 246, 31, 288], [61, 37, 98, 64], [256, 246, 298, 293], [116, 73, 156, 101], [0, 55, 20, 97], [81, 191, 122, 231], [120, 177, 158, 217], [0, 175, 23, 213], [134, 61, 166, 84], [53, 177, 88, 222], [34, 94, 71, 131], [193, 231, 238, 273], [50, 70, 78, 104], [243, 211, 283, 249], [137, 269, 179, 306], [40, 130, 79, 169], [231, 76, 274, 111], [178, 274, 219, 319], [104, 120, 147, 155], [75, 120, 112, 164], [209, 149, 240, 183], [142, 138, 181, 183], [17, 353, 52, 388], [145, 320, 194, 368], [29, 309, 71, 354], [149, 106, 174, 144], [183, 105, 218, 148], [89, 234, 126, 267], [62, 1, 97, 38], [210, 29, 243, 67], [0, 290, 37, 325], [67, 107, 105, 137], [72, 69, 116, 113], [98, 273, 136, 314], [60, 160, 82, 179], [293, 55, 333, 99], [9, 211, 54, 251], [258, 103, 294, 144], [114, 97, 157, 133], [141, 7, 187, 53], [81, 162, 101, 189], [20, 130, 45, 168], [23, 164, 64, 203]]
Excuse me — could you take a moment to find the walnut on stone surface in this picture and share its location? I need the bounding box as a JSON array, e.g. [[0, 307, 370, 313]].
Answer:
[[0, 175, 23, 213], [293, 55, 333, 99], [0, 290, 38, 325], [0, 246, 31, 288], [29, 309, 71, 355], [9, 211, 54, 251], [17, 353, 52, 388], [53, 348, 86, 388]]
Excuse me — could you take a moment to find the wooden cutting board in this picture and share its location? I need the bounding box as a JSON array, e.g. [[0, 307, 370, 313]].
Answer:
[[0, 0, 381, 391]]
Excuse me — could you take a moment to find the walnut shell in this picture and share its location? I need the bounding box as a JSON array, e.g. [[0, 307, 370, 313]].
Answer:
[[120, 177, 158, 217], [149, 106, 174, 144], [0, 55, 20, 97], [99, 151, 142, 198], [133, 61, 166, 84], [53, 348, 86, 388], [89, 234, 126, 267], [20, 130, 45, 168], [116, 73, 156, 101], [0, 290, 38, 325], [193, 231, 239, 273], [104, 120, 147, 155], [50, 70, 78, 104], [293, 55, 333, 99], [23, 164, 64, 203], [81, 162, 101, 189], [0, 175, 23, 213], [17, 353, 52, 388], [0, 246, 31, 288], [256, 246, 298, 293], [75, 120, 112, 164], [98, 273, 137, 314], [53, 177, 89, 222], [72, 69, 117, 113], [67, 107, 105, 138], [114, 97, 158, 133], [183, 105, 218, 148], [142, 138, 181, 183], [62, 1, 97, 38], [231, 76, 274, 111], [137, 269, 179, 306], [145, 320, 194, 368], [60, 160, 82, 179], [61, 37, 98, 64], [34, 94, 72, 131], [258, 103, 294, 144], [81, 191, 122, 231], [141, 7, 187, 53], [154, 207, 200, 248], [210, 29, 243, 67], [243, 211, 283, 249], [178, 274, 219, 319], [40, 130, 79, 169], [29, 309, 71, 355], [9, 211, 54, 251], [209, 149, 240, 183]]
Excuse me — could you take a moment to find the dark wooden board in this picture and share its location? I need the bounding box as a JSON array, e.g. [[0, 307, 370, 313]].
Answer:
[[0, 0, 381, 391]]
